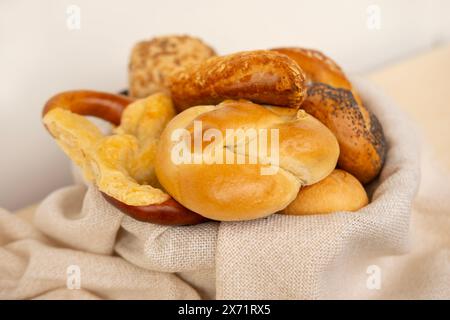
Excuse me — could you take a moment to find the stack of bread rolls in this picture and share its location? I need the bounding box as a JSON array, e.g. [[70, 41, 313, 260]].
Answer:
[[42, 35, 386, 225]]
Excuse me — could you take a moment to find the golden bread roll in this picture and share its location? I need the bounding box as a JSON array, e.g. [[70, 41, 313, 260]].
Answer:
[[282, 169, 368, 215], [129, 35, 216, 98], [168, 50, 307, 111], [155, 100, 339, 221], [302, 83, 385, 184]]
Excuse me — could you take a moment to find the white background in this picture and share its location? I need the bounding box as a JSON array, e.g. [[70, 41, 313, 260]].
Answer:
[[1, 0, 449, 210]]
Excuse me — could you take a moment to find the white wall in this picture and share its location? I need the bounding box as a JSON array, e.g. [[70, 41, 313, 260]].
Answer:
[[1, 0, 449, 210]]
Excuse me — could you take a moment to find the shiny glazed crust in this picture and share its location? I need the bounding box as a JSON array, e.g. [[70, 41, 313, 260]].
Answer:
[[168, 50, 307, 111], [155, 100, 339, 221], [42, 90, 207, 225], [43, 90, 134, 126]]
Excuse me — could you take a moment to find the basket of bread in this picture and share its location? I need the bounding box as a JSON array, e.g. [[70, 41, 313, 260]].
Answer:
[[42, 35, 387, 224], [38, 35, 419, 299]]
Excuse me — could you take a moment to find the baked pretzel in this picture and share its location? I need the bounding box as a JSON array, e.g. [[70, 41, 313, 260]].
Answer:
[[43, 90, 133, 125], [42, 90, 207, 225]]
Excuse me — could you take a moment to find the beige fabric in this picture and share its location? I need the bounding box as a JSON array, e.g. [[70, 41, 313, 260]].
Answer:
[[1, 79, 449, 299]]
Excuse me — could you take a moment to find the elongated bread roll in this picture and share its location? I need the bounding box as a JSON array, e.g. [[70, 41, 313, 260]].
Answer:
[[168, 50, 307, 111]]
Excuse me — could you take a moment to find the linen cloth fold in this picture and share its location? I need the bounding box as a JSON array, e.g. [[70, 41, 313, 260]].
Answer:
[[1, 79, 449, 299]]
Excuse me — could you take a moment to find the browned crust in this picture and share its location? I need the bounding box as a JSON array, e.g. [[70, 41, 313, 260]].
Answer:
[[271, 47, 351, 89], [102, 193, 209, 225], [43, 90, 134, 126], [168, 50, 307, 111], [272, 47, 368, 109], [272, 47, 386, 183], [302, 83, 386, 184]]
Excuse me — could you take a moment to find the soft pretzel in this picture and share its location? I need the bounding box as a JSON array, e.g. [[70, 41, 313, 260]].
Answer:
[[42, 91, 206, 225], [103, 194, 206, 225], [129, 35, 216, 98], [43, 90, 134, 125], [168, 50, 307, 111], [272, 48, 386, 183], [155, 99, 339, 221], [282, 169, 368, 215]]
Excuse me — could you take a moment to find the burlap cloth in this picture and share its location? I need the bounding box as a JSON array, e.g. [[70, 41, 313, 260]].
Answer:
[[1, 79, 449, 299]]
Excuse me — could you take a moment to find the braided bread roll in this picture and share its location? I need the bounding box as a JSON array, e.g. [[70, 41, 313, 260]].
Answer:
[[155, 100, 339, 221]]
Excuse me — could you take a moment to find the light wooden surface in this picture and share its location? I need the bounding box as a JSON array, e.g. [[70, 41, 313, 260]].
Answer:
[[367, 44, 450, 171]]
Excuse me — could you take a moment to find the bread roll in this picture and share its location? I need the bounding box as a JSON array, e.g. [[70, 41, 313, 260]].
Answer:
[[272, 48, 351, 88], [302, 83, 386, 184], [168, 50, 307, 111], [271, 47, 363, 105], [272, 47, 386, 184], [282, 169, 368, 215], [129, 35, 216, 98], [155, 100, 339, 221]]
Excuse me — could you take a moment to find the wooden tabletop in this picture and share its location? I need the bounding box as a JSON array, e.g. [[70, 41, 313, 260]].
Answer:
[[367, 44, 450, 171]]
